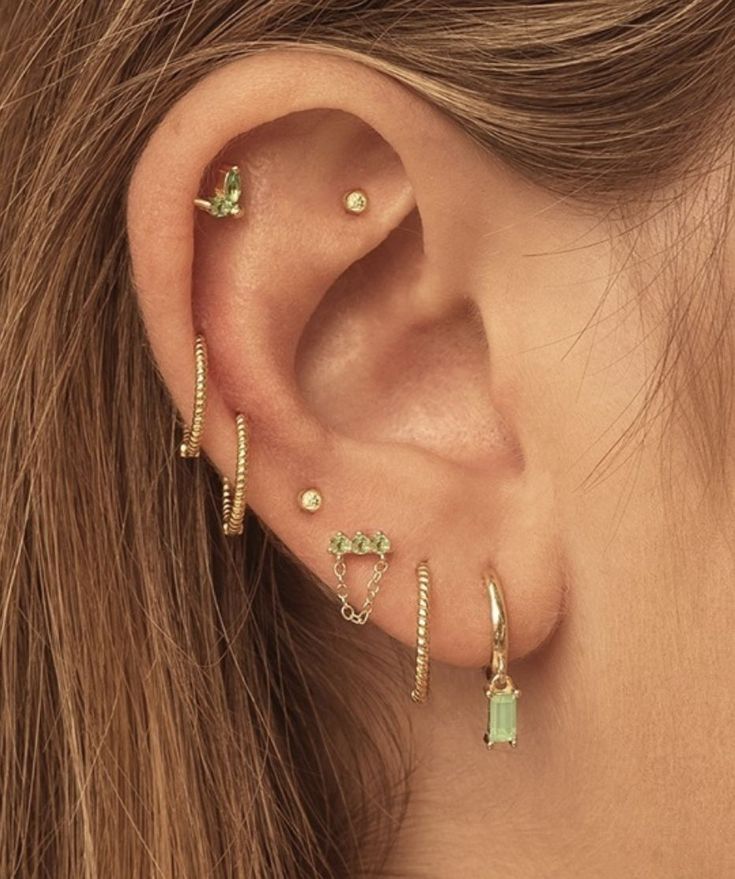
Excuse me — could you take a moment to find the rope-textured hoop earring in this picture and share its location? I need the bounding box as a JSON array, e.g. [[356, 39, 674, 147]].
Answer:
[[222, 413, 249, 536], [179, 333, 207, 458], [411, 561, 431, 703]]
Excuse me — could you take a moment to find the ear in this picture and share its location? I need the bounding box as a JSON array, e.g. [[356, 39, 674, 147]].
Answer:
[[127, 48, 564, 667]]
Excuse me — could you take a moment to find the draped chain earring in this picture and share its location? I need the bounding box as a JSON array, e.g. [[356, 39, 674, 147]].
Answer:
[[179, 333, 207, 458], [483, 572, 520, 749]]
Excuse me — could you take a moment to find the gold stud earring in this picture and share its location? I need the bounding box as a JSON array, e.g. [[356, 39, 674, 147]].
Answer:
[[222, 413, 249, 536], [483, 572, 520, 750], [179, 333, 207, 458], [343, 189, 368, 214], [327, 530, 392, 624], [194, 165, 243, 218], [298, 488, 323, 513], [411, 561, 431, 704]]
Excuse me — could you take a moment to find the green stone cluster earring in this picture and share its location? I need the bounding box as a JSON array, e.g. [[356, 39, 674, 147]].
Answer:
[[194, 165, 243, 218], [328, 530, 392, 624], [483, 572, 520, 749]]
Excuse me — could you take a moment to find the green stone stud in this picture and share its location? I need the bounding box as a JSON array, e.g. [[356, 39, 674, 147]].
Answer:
[[328, 532, 352, 555], [372, 531, 391, 554], [351, 531, 372, 554], [194, 165, 243, 218]]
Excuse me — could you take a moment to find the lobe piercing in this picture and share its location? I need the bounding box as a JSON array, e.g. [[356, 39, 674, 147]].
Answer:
[[298, 488, 323, 513]]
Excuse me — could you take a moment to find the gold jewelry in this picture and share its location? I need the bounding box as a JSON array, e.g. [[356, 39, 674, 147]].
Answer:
[[327, 530, 391, 624], [343, 189, 368, 214], [179, 333, 207, 458], [194, 165, 243, 218], [410, 561, 431, 704], [483, 572, 520, 750], [298, 488, 323, 513], [222, 413, 249, 536]]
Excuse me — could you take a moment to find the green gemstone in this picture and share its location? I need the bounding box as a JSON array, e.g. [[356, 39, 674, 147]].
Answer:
[[208, 194, 233, 217], [486, 692, 517, 746], [223, 167, 242, 203], [328, 532, 352, 555], [372, 531, 391, 554], [351, 531, 372, 554]]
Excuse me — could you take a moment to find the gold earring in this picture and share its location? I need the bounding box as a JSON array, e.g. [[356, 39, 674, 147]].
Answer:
[[483, 572, 520, 750], [343, 188, 368, 214], [222, 413, 249, 536], [410, 561, 431, 704], [179, 333, 207, 458], [298, 488, 323, 513], [327, 530, 392, 624], [194, 165, 244, 218]]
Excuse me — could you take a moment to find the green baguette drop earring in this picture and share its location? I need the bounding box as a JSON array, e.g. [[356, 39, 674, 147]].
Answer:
[[194, 165, 243, 218], [483, 572, 520, 749]]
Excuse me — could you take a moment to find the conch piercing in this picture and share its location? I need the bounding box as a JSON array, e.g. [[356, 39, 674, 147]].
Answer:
[[222, 413, 249, 536], [179, 333, 207, 458], [328, 530, 392, 624], [194, 165, 243, 218], [483, 572, 520, 749], [410, 561, 431, 704], [343, 188, 368, 215]]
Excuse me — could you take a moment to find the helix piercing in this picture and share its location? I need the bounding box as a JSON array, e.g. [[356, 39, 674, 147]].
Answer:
[[194, 165, 243, 219], [222, 413, 249, 536], [179, 333, 207, 458], [343, 189, 368, 215]]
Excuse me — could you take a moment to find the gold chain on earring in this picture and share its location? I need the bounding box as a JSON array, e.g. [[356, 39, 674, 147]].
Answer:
[[179, 333, 207, 458], [328, 531, 392, 624], [222, 413, 248, 536], [411, 561, 431, 703]]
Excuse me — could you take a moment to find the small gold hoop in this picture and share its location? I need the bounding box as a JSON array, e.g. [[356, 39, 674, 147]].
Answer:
[[222, 413, 249, 536], [179, 333, 207, 458], [411, 561, 431, 704]]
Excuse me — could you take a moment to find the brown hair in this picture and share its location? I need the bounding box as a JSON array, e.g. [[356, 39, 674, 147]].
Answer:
[[1, 2, 733, 876]]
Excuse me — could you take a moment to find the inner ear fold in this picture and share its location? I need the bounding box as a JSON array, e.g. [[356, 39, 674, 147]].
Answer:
[[295, 226, 506, 470]]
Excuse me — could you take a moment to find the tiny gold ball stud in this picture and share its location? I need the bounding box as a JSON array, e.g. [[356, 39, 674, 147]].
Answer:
[[343, 189, 368, 214], [298, 488, 323, 513]]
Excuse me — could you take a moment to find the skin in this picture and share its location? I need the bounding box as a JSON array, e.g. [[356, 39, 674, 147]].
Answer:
[[127, 50, 735, 878]]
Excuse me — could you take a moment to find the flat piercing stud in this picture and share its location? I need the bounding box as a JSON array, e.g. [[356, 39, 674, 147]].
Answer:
[[343, 189, 368, 214]]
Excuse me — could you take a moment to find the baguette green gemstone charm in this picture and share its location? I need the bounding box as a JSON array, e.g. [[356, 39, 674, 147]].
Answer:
[[485, 689, 519, 748], [482, 572, 520, 750]]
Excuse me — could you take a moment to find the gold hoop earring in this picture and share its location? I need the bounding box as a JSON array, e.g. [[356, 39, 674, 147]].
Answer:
[[410, 561, 431, 704], [179, 333, 207, 458], [222, 413, 248, 536], [483, 572, 520, 749]]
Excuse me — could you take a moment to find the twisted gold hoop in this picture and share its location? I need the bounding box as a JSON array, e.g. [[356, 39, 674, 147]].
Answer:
[[179, 334, 207, 458], [411, 561, 431, 703], [222, 413, 249, 536]]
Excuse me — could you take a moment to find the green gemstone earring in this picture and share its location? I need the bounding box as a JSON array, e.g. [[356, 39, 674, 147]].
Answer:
[[328, 530, 392, 624], [483, 571, 520, 750], [194, 165, 243, 218]]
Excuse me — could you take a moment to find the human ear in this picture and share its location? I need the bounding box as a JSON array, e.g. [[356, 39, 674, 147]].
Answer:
[[127, 48, 565, 667]]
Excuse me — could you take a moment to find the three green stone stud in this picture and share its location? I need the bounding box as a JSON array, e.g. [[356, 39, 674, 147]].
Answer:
[[328, 530, 392, 625], [194, 165, 243, 218], [483, 572, 520, 750]]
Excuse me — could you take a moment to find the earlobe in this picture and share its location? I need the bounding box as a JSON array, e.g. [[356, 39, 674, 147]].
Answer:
[[127, 48, 566, 669]]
